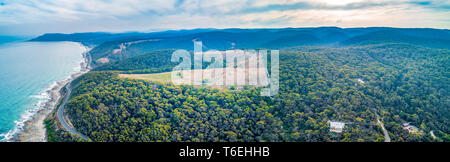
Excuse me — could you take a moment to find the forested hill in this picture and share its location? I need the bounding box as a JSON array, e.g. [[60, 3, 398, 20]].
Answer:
[[49, 42, 449, 142], [92, 49, 177, 74], [39, 27, 449, 142], [29, 27, 450, 66]]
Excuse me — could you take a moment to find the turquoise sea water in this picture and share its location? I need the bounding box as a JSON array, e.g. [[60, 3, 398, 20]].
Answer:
[[0, 41, 86, 141]]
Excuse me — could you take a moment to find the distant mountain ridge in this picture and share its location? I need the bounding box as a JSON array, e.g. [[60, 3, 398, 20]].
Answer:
[[30, 27, 450, 66]]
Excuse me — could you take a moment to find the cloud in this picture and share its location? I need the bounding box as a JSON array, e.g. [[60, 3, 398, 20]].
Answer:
[[0, 0, 448, 35]]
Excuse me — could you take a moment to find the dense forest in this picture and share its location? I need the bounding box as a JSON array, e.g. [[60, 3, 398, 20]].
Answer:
[[93, 49, 177, 74], [47, 41, 448, 142]]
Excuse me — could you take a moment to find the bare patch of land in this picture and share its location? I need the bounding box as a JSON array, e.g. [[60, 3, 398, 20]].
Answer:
[[119, 67, 269, 89], [120, 72, 172, 83]]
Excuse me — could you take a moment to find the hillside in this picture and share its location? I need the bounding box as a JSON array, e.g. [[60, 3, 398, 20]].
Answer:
[[30, 27, 450, 67], [48, 42, 449, 142], [340, 29, 450, 49], [93, 49, 177, 73]]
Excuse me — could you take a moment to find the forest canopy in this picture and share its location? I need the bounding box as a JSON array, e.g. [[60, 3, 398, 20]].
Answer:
[[50, 42, 449, 142]]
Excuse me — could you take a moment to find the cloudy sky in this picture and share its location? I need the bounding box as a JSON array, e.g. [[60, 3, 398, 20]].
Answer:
[[0, 0, 449, 36]]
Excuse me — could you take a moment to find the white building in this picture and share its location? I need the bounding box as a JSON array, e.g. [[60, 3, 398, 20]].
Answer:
[[402, 123, 422, 134], [357, 78, 365, 84], [329, 121, 346, 133]]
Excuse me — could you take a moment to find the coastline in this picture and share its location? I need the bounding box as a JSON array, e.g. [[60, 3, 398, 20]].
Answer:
[[10, 43, 91, 142]]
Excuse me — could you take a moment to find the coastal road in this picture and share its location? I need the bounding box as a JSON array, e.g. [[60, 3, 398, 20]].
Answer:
[[57, 83, 89, 140]]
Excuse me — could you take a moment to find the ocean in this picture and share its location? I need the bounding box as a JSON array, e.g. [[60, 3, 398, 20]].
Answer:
[[0, 41, 86, 141]]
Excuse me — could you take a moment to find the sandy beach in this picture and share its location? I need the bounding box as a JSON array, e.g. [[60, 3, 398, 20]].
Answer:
[[11, 44, 90, 142]]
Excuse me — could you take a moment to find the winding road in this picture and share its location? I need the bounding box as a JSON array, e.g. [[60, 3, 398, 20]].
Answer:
[[57, 83, 89, 140], [371, 108, 390, 142], [376, 115, 391, 142]]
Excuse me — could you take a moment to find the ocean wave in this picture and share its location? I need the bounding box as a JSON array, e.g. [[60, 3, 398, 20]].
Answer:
[[0, 81, 55, 142], [0, 43, 90, 142]]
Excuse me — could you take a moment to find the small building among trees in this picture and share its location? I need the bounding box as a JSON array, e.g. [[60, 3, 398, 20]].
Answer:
[[329, 121, 346, 133]]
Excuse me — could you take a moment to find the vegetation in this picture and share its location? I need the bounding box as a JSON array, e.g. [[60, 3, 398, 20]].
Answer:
[[44, 118, 82, 142], [93, 49, 176, 72], [39, 27, 449, 142], [52, 42, 449, 142]]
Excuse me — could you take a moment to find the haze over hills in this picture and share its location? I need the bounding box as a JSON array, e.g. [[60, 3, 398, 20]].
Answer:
[[30, 27, 450, 67], [0, 36, 30, 45]]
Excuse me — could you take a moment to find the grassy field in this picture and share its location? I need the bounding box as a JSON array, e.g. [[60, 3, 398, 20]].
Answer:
[[119, 67, 269, 89]]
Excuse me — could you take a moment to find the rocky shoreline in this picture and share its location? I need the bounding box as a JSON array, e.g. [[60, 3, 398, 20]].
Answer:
[[12, 44, 90, 142]]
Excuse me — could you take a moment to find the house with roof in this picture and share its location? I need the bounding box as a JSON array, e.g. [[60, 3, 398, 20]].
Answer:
[[329, 121, 346, 133], [402, 123, 422, 134]]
